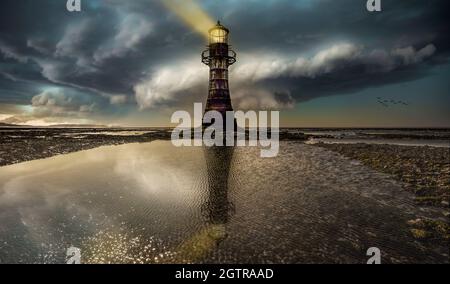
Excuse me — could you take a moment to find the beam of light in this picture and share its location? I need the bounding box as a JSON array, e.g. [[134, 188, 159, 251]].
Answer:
[[160, 0, 215, 38]]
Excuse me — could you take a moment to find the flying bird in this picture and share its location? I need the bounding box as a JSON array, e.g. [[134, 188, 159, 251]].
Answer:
[[377, 97, 410, 107], [378, 100, 389, 107]]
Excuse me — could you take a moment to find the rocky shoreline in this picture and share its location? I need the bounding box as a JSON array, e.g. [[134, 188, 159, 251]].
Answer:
[[314, 142, 449, 247], [1, 128, 448, 207], [313, 143, 449, 207], [0, 128, 172, 167], [0, 128, 448, 256], [0, 128, 310, 167], [1, 130, 448, 205]]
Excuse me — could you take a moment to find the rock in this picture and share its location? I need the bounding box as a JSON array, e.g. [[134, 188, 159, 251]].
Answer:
[[410, 229, 428, 239], [407, 218, 422, 226]]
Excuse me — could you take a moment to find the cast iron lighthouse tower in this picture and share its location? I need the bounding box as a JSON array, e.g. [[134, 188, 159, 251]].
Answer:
[[201, 21, 237, 129]]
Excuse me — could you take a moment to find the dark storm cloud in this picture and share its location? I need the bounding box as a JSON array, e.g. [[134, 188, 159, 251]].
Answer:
[[135, 42, 438, 110], [0, 0, 449, 117], [234, 43, 439, 103]]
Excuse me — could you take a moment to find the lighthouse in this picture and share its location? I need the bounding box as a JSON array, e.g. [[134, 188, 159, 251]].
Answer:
[[201, 21, 237, 130]]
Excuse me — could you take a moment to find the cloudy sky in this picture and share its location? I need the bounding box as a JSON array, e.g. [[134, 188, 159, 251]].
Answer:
[[0, 0, 449, 127]]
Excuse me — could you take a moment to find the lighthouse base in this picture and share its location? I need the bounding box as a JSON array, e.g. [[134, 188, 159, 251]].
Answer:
[[202, 113, 237, 134]]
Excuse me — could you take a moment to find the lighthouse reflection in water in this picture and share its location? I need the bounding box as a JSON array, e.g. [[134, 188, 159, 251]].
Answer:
[[202, 145, 235, 245], [0, 140, 447, 263]]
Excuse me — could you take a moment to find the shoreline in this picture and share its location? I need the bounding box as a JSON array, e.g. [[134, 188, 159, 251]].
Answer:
[[1, 128, 448, 206], [1, 128, 448, 254], [312, 142, 449, 208], [0, 129, 172, 167], [311, 142, 449, 246]]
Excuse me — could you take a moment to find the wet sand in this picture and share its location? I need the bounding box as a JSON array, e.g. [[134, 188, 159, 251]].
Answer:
[[0, 128, 172, 166], [312, 143, 449, 250], [0, 141, 448, 263], [314, 143, 449, 207], [0, 128, 448, 263], [0, 128, 309, 166]]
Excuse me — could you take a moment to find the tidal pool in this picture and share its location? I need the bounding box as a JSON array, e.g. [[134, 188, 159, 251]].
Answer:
[[0, 141, 447, 263]]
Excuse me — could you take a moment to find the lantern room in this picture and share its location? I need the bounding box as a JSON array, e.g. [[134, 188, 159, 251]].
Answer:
[[208, 21, 229, 44]]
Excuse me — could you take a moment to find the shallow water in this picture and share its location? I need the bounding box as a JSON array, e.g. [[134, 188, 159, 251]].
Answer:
[[0, 141, 447, 263]]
